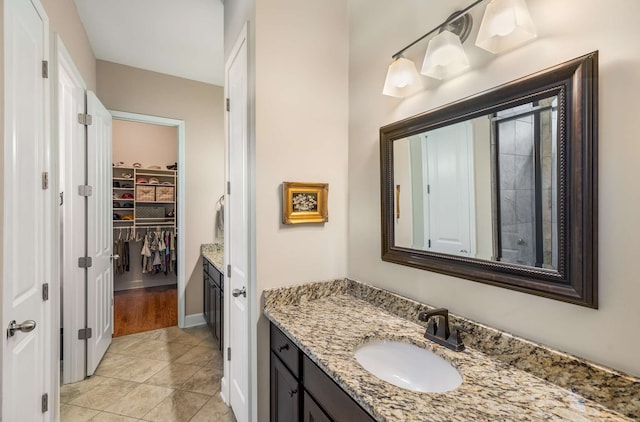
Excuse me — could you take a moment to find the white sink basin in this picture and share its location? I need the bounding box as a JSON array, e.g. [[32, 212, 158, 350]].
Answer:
[[354, 341, 462, 393]]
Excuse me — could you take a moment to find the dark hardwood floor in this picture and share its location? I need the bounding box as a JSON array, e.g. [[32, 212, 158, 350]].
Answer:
[[113, 285, 178, 337]]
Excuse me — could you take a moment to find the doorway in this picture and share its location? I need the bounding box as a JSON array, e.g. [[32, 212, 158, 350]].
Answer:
[[111, 118, 179, 336], [110, 110, 187, 333]]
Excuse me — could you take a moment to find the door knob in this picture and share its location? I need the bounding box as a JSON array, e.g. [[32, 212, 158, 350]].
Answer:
[[110, 254, 120, 261], [232, 287, 246, 298], [6, 319, 36, 338]]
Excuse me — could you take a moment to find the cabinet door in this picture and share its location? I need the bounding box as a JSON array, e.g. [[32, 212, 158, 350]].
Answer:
[[203, 274, 211, 327], [218, 286, 224, 351], [303, 392, 332, 422], [210, 282, 217, 332], [271, 352, 300, 422], [214, 284, 222, 345]]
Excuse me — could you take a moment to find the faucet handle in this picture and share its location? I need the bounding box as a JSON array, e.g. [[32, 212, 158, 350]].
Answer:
[[447, 326, 467, 352]]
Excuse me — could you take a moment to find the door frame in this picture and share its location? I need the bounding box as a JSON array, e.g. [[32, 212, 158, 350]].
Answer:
[[109, 110, 187, 327], [55, 35, 89, 385]]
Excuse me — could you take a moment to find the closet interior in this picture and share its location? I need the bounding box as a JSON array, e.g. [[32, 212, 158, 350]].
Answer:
[[111, 119, 179, 334]]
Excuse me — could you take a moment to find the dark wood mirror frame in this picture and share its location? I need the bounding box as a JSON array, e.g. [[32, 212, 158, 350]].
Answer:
[[380, 52, 598, 308]]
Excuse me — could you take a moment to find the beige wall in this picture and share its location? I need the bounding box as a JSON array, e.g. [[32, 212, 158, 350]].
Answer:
[[97, 60, 225, 316], [253, 0, 349, 418], [112, 120, 178, 167], [348, 0, 640, 377], [43, 0, 96, 90]]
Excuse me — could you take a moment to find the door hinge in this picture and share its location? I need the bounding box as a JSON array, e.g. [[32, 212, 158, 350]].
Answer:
[[226, 98, 230, 112], [227, 181, 231, 195], [427, 184, 430, 194], [78, 113, 93, 125], [78, 185, 93, 197], [42, 283, 49, 301], [78, 257, 93, 268], [78, 328, 92, 340], [42, 61, 48, 79], [41, 393, 48, 412], [428, 239, 432, 248], [227, 347, 231, 361], [227, 265, 231, 277], [42, 172, 49, 190]]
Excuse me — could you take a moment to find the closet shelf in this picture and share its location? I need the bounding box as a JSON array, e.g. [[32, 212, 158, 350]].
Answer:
[[136, 183, 175, 187], [135, 170, 176, 177], [113, 187, 135, 190], [113, 208, 134, 211], [113, 177, 135, 181], [136, 201, 176, 204], [113, 198, 134, 201]]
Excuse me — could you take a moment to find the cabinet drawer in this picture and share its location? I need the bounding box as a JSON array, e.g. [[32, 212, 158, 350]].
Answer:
[[303, 355, 375, 422], [270, 324, 301, 378]]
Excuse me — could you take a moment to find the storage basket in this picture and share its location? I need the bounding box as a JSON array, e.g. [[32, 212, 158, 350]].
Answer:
[[156, 186, 175, 202], [136, 206, 165, 219], [136, 185, 155, 201]]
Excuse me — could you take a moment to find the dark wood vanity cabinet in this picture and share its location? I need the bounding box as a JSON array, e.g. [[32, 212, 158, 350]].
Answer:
[[270, 323, 375, 422], [203, 258, 223, 350]]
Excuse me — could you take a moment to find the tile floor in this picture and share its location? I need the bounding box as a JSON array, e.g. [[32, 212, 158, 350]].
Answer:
[[60, 325, 236, 422]]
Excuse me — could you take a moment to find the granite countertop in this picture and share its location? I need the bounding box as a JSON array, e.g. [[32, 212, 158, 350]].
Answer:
[[201, 243, 224, 274], [264, 279, 636, 422]]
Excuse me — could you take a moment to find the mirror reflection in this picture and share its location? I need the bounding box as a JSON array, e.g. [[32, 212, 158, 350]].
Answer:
[[393, 95, 558, 270]]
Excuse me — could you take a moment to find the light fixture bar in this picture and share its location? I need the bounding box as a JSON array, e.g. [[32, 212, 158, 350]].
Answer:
[[391, 0, 486, 59]]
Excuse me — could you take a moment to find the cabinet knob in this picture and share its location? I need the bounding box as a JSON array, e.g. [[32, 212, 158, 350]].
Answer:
[[277, 344, 289, 353]]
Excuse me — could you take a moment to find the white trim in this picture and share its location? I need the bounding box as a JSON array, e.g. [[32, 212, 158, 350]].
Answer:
[[56, 35, 88, 386], [183, 313, 206, 328], [108, 110, 187, 328]]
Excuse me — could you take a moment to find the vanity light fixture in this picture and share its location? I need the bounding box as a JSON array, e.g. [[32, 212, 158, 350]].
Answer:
[[475, 0, 537, 53], [382, 56, 423, 98], [382, 0, 536, 97]]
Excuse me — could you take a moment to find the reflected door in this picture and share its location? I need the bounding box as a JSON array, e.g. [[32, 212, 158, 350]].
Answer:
[[424, 123, 475, 256]]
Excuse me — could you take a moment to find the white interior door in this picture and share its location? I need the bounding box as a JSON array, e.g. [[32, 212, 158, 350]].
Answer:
[[2, 0, 50, 420], [425, 122, 475, 256], [57, 37, 88, 384], [86, 91, 113, 375], [226, 31, 249, 422]]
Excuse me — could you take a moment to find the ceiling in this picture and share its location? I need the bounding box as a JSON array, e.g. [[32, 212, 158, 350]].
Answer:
[[74, 0, 224, 86]]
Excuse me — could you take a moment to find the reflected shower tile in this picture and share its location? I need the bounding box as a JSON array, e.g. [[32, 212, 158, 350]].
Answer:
[[542, 156, 553, 190], [498, 120, 515, 155], [500, 189, 516, 226], [515, 155, 534, 190], [515, 189, 534, 224], [499, 154, 516, 190], [515, 118, 534, 156]]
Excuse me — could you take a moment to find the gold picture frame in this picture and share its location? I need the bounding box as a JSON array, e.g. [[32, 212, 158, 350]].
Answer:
[[282, 182, 329, 224]]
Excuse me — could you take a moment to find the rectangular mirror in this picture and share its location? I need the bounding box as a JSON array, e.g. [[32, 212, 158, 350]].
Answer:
[[381, 52, 598, 307]]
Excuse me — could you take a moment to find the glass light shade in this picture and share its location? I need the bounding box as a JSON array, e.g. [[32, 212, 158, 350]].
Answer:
[[420, 30, 470, 80], [382, 57, 422, 97], [475, 0, 537, 54]]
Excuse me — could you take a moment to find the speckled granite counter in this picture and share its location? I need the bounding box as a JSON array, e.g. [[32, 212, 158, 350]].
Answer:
[[201, 243, 224, 274], [264, 279, 638, 421]]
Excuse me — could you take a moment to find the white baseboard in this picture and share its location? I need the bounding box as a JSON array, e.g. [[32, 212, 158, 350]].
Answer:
[[220, 377, 229, 404], [184, 313, 206, 328]]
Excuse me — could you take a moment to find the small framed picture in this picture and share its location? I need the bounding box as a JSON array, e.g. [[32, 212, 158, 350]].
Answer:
[[282, 182, 329, 224]]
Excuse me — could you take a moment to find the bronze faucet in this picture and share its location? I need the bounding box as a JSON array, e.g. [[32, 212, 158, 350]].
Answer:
[[418, 308, 465, 352]]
